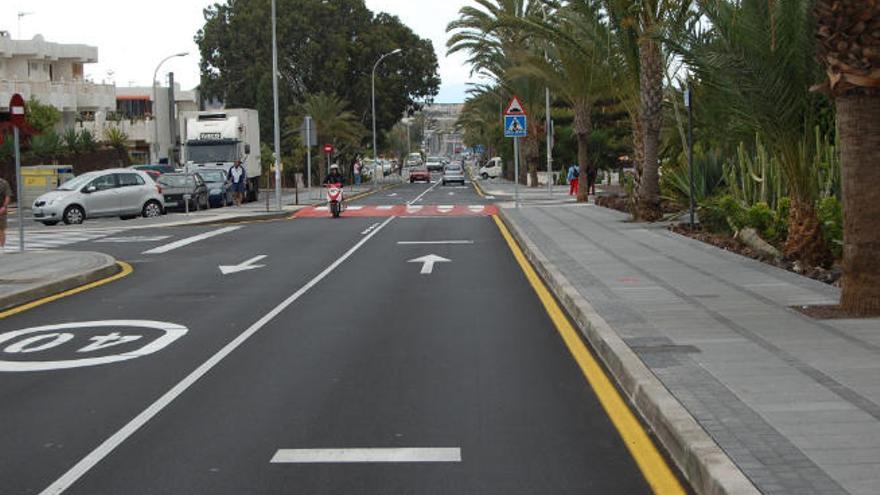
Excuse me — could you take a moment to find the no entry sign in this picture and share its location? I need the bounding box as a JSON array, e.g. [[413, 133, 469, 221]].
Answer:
[[323, 144, 334, 154], [9, 93, 25, 127]]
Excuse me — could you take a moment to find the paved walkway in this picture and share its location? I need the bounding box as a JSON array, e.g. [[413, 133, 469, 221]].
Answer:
[[502, 203, 880, 495], [0, 251, 118, 312]]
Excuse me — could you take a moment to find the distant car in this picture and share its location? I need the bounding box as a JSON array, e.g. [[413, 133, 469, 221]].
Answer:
[[32, 169, 164, 225], [409, 167, 431, 183], [405, 153, 423, 168], [196, 168, 233, 207], [142, 169, 162, 182], [442, 163, 466, 186], [479, 157, 503, 179], [157, 173, 209, 211], [425, 156, 444, 172], [131, 164, 177, 175]]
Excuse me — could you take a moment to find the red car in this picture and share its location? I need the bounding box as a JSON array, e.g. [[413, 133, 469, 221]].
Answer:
[[409, 167, 431, 183]]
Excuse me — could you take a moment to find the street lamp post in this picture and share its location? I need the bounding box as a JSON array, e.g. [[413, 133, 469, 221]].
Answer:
[[542, 5, 553, 196], [271, 0, 282, 211], [152, 52, 188, 163], [372, 48, 402, 181]]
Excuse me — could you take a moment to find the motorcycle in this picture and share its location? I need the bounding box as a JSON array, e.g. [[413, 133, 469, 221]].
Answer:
[[325, 182, 344, 218]]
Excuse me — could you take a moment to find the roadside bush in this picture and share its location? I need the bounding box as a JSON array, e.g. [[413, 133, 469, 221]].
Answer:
[[698, 195, 734, 234], [63, 129, 80, 154], [818, 196, 843, 259], [744, 202, 778, 241], [78, 129, 98, 152], [776, 197, 791, 242], [29, 131, 63, 160]]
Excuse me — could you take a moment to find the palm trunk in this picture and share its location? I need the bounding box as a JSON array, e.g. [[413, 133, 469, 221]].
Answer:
[[573, 105, 591, 203], [576, 132, 589, 202], [837, 94, 880, 314], [636, 38, 663, 221], [630, 115, 644, 211], [783, 199, 828, 268]]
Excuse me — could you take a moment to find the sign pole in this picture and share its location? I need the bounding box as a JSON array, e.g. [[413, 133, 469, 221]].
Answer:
[[13, 126, 23, 252], [514, 136, 520, 208], [305, 116, 312, 199], [686, 84, 695, 229]]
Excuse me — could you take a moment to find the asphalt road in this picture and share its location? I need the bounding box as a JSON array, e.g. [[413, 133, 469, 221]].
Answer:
[[0, 178, 664, 494]]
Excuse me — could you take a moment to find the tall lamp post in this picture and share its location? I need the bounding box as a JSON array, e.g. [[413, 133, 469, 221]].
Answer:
[[541, 5, 553, 196], [152, 52, 188, 163], [372, 48, 402, 180], [271, 0, 282, 210]]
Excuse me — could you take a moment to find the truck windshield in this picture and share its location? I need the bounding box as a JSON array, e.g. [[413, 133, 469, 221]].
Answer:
[[187, 143, 237, 163]]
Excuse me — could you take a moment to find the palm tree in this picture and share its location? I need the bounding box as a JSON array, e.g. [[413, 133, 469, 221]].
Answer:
[[814, 0, 880, 314], [671, 0, 829, 266], [506, 1, 613, 201], [600, 0, 693, 220], [286, 93, 366, 184]]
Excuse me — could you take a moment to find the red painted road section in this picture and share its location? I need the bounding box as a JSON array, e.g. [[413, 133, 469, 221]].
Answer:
[[295, 204, 499, 218]]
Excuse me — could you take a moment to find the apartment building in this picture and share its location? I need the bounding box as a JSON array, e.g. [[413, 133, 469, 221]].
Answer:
[[0, 32, 115, 126]]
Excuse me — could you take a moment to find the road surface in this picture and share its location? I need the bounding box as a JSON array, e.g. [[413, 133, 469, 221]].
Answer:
[[0, 179, 680, 494]]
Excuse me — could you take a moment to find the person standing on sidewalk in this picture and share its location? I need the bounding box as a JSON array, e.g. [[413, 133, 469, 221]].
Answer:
[[0, 176, 11, 250], [228, 160, 247, 207], [353, 156, 362, 186], [567, 164, 580, 196], [586, 167, 598, 197]]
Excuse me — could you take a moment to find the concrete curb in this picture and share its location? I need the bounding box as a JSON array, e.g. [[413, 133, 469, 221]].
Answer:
[[0, 253, 120, 312], [498, 209, 759, 495]]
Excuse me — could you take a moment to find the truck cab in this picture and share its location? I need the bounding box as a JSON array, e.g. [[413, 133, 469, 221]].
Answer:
[[181, 110, 261, 202]]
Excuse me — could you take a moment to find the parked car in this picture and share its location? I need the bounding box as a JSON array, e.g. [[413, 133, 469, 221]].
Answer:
[[131, 164, 177, 175], [442, 163, 466, 186], [425, 156, 444, 172], [479, 157, 503, 179], [32, 169, 165, 225], [157, 173, 209, 211], [196, 168, 233, 207], [409, 167, 431, 183]]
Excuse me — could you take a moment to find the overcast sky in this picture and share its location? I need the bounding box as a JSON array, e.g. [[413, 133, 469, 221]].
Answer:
[[2, 0, 476, 103]]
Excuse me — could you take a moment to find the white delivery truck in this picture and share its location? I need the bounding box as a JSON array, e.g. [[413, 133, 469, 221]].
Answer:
[[180, 109, 262, 202]]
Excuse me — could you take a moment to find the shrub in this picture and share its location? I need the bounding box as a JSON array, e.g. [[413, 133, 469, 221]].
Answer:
[[78, 129, 98, 152], [63, 129, 80, 154], [818, 196, 843, 259], [29, 132, 63, 159], [744, 202, 778, 241], [775, 197, 791, 242]]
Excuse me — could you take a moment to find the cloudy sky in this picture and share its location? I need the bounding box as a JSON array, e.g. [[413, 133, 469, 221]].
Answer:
[[2, 0, 477, 102]]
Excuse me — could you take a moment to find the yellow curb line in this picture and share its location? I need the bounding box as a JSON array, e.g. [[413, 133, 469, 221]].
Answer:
[[492, 214, 686, 495], [0, 261, 134, 320]]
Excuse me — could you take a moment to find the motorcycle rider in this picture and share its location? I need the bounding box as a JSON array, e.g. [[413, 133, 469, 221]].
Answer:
[[324, 164, 345, 185]]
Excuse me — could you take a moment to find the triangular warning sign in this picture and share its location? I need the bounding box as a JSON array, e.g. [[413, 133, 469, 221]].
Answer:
[[504, 96, 526, 116]]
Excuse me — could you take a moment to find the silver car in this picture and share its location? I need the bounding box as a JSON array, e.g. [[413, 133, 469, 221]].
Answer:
[[441, 163, 466, 186], [32, 169, 165, 225]]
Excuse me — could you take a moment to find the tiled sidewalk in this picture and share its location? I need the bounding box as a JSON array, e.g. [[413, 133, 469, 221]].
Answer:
[[502, 203, 880, 495]]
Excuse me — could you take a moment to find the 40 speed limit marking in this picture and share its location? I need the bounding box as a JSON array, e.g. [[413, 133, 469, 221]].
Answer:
[[0, 320, 188, 372]]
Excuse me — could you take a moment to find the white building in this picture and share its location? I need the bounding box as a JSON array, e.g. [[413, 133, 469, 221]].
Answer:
[[0, 32, 115, 126]]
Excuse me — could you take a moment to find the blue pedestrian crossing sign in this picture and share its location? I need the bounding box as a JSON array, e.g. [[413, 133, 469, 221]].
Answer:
[[504, 115, 527, 138]]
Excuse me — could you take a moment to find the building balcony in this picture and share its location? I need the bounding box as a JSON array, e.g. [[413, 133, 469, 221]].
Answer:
[[0, 79, 115, 112]]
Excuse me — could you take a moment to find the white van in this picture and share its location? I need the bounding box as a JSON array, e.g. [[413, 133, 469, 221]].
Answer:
[[478, 157, 503, 179]]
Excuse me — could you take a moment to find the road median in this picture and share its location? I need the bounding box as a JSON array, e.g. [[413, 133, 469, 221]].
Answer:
[[0, 251, 126, 316], [497, 208, 758, 495]]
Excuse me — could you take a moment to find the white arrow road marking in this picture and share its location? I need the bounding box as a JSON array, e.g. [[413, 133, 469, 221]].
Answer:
[[219, 255, 267, 275], [408, 254, 452, 274], [271, 448, 461, 464], [143, 227, 241, 254]]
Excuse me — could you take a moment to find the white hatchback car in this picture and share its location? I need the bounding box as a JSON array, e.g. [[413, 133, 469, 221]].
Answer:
[[32, 168, 165, 225]]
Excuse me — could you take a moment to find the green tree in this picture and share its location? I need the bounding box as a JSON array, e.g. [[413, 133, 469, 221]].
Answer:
[[196, 0, 439, 146], [25, 97, 61, 134], [285, 93, 367, 184], [671, 0, 829, 265]]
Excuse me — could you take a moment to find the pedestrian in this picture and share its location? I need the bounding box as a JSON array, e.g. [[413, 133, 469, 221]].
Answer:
[[586, 167, 598, 196], [0, 175, 11, 251], [354, 156, 362, 186], [567, 163, 580, 196], [228, 160, 247, 207]]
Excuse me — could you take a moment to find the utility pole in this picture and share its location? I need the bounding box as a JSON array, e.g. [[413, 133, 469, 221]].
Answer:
[[151, 52, 187, 163], [305, 116, 313, 197], [372, 48, 403, 183], [271, 0, 282, 211], [542, 5, 553, 197], [686, 83, 695, 229]]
